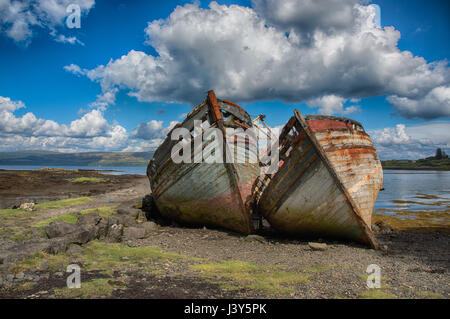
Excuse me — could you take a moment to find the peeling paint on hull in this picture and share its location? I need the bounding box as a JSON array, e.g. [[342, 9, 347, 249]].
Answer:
[[147, 91, 259, 234], [256, 111, 382, 248]]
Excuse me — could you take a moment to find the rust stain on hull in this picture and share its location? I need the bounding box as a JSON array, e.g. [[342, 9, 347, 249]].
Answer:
[[255, 111, 382, 248]]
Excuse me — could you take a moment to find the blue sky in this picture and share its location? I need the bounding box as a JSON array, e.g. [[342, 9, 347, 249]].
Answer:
[[0, 0, 449, 159]]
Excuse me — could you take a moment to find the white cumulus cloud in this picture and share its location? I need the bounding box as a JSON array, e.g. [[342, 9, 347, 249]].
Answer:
[[0, 0, 95, 44], [65, 1, 450, 119], [369, 122, 450, 159]]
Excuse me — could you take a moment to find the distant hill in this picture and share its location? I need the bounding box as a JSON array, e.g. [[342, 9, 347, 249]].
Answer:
[[382, 158, 450, 170], [0, 151, 154, 167]]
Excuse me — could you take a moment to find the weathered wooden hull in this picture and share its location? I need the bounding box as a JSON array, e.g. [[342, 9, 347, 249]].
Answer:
[[256, 111, 382, 248], [147, 91, 259, 234]]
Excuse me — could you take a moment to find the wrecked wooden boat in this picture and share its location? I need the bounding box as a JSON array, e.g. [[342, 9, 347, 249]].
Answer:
[[147, 91, 259, 234], [254, 110, 382, 248]]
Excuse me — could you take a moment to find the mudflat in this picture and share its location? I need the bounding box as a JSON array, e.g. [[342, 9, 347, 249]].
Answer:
[[0, 169, 448, 299], [0, 168, 146, 209]]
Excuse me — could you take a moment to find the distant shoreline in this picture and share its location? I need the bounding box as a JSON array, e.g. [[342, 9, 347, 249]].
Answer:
[[382, 167, 450, 171]]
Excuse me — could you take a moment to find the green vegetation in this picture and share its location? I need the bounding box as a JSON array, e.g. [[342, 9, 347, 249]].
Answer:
[[79, 206, 117, 218], [415, 291, 445, 299], [54, 278, 116, 298], [34, 197, 93, 210], [32, 206, 117, 228], [373, 209, 450, 233], [382, 157, 450, 170], [0, 208, 32, 217], [71, 177, 107, 183], [191, 260, 310, 295], [31, 213, 79, 227], [11, 240, 186, 275]]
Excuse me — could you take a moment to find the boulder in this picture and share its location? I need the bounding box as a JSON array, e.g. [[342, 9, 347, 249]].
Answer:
[[141, 194, 153, 213], [117, 207, 139, 218], [45, 221, 78, 239], [19, 202, 35, 211], [114, 214, 136, 227], [374, 221, 393, 234], [138, 221, 158, 234], [122, 226, 146, 241], [105, 224, 123, 243], [45, 238, 69, 255], [77, 212, 101, 226], [67, 225, 98, 244], [243, 235, 266, 243], [96, 218, 109, 239], [308, 242, 328, 251]]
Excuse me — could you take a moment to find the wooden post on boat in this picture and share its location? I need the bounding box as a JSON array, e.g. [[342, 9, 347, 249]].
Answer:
[[207, 90, 253, 234]]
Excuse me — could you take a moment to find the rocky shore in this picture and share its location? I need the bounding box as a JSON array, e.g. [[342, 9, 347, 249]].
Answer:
[[0, 169, 448, 299]]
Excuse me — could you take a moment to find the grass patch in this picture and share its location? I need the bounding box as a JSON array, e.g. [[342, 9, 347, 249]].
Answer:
[[80, 241, 184, 274], [0, 208, 32, 217], [17, 282, 35, 291], [32, 213, 79, 227], [191, 260, 310, 295], [35, 197, 93, 210], [32, 206, 117, 228], [415, 291, 445, 299], [10, 240, 186, 276], [9, 230, 34, 242], [359, 289, 396, 299], [54, 278, 115, 298], [80, 206, 117, 218], [71, 177, 107, 183]]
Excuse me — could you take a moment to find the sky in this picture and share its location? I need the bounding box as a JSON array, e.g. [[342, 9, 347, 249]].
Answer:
[[0, 0, 449, 159]]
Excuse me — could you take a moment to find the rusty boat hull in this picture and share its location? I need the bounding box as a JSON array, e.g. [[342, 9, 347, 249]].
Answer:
[[147, 91, 259, 234], [255, 111, 382, 248]]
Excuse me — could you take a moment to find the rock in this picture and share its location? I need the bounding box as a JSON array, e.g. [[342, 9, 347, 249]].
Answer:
[[67, 245, 84, 256], [38, 261, 49, 271], [117, 208, 139, 218], [122, 226, 147, 241], [141, 194, 153, 213], [6, 274, 14, 282], [243, 235, 266, 243], [372, 224, 381, 232], [54, 272, 63, 278], [45, 237, 68, 255], [15, 272, 25, 279], [114, 214, 136, 227], [142, 194, 163, 220], [96, 218, 109, 239], [19, 202, 35, 211], [138, 221, 158, 234], [374, 221, 393, 234], [308, 242, 328, 251], [45, 221, 78, 239], [105, 224, 123, 243], [76, 212, 101, 226], [0, 257, 3, 265], [66, 225, 98, 244]]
